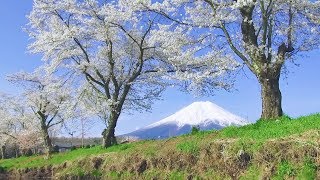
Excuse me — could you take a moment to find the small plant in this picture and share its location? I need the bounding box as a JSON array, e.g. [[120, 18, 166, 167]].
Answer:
[[190, 126, 200, 135]]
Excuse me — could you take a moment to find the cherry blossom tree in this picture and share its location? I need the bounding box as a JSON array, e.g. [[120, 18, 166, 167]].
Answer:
[[0, 93, 41, 158], [61, 101, 95, 148], [27, 0, 238, 147], [0, 105, 12, 159], [150, 0, 320, 119], [8, 70, 74, 156]]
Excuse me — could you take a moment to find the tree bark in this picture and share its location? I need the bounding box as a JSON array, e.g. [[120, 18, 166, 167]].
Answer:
[[14, 144, 19, 158], [260, 77, 283, 119], [41, 126, 54, 156], [102, 111, 119, 148], [238, 5, 284, 120], [38, 111, 54, 156], [1, 145, 5, 159]]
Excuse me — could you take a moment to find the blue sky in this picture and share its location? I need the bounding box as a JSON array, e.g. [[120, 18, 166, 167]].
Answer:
[[1, 1, 320, 136]]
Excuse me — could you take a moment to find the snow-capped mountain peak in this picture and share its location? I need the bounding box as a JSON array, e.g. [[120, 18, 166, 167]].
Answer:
[[145, 101, 247, 129], [124, 101, 248, 139]]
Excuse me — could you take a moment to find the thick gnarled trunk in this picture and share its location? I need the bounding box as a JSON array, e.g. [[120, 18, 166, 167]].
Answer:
[[102, 111, 119, 148], [260, 77, 283, 119], [237, 4, 287, 120]]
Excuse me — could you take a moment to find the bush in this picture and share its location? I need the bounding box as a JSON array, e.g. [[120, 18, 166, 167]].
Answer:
[[190, 126, 200, 135], [53, 145, 60, 153], [0, 166, 5, 173], [24, 149, 33, 157]]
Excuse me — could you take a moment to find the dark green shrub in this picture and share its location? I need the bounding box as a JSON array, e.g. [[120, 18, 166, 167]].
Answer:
[[191, 126, 200, 135], [53, 145, 59, 153], [0, 166, 5, 173]]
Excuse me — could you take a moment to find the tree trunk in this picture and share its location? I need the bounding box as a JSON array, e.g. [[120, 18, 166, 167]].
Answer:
[[260, 77, 283, 119], [1, 145, 5, 159], [42, 126, 54, 156], [238, 5, 284, 120], [102, 112, 119, 148], [14, 144, 19, 158]]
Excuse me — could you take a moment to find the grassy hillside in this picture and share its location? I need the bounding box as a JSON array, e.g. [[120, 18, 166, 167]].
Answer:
[[1, 114, 320, 179]]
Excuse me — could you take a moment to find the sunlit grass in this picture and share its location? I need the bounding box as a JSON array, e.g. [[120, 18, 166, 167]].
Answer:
[[0, 142, 141, 170], [218, 114, 320, 140], [1, 113, 319, 171]]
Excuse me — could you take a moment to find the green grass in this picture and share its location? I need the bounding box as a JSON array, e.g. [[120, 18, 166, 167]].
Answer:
[[271, 159, 317, 180], [218, 114, 320, 140], [0, 113, 319, 175], [169, 171, 185, 180], [239, 165, 262, 180], [0, 142, 141, 170], [176, 141, 199, 155], [297, 158, 317, 180], [273, 160, 296, 179]]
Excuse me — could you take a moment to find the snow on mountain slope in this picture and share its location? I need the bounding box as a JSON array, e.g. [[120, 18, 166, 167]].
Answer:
[[123, 101, 248, 140], [145, 101, 247, 128]]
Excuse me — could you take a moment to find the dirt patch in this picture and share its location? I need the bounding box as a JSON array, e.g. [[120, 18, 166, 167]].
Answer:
[[4, 167, 53, 180], [92, 157, 103, 169], [0, 172, 8, 180], [135, 159, 147, 174]]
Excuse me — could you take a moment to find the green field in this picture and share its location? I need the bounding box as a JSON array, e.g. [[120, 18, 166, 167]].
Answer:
[[1, 114, 320, 179]]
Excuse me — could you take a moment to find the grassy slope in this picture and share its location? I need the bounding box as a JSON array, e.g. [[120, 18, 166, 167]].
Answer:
[[1, 114, 320, 179]]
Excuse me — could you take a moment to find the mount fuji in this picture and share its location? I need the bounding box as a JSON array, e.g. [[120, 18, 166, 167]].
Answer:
[[123, 101, 248, 140]]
